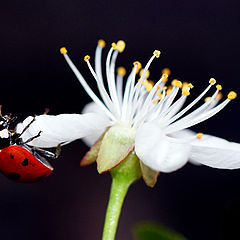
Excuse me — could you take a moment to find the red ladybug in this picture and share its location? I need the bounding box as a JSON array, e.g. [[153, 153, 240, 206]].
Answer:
[[0, 108, 60, 183]]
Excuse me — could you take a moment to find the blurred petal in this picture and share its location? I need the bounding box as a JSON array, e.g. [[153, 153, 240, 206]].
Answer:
[[81, 102, 110, 146], [135, 122, 191, 172], [16, 113, 109, 148], [188, 134, 240, 169]]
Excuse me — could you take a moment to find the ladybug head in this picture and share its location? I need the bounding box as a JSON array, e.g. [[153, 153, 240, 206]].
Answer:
[[0, 106, 17, 131]]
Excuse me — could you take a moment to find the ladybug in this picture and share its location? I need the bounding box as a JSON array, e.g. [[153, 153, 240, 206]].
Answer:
[[0, 107, 61, 183]]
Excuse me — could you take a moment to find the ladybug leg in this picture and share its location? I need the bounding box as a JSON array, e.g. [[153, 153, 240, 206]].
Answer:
[[32, 144, 61, 159]]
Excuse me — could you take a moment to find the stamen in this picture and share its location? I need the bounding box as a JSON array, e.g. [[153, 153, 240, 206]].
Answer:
[[182, 83, 193, 96], [168, 80, 213, 124], [84, 55, 117, 116], [95, 40, 105, 84], [196, 132, 203, 139], [116, 40, 126, 53], [171, 79, 182, 88], [209, 78, 216, 85], [111, 42, 117, 50], [60, 49, 115, 120], [143, 80, 153, 92], [105, 45, 121, 116], [60, 47, 67, 54], [167, 86, 220, 128], [84, 55, 90, 62], [162, 68, 171, 76], [153, 50, 161, 58], [98, 39, 106, 48], [117, 67, 126, 76], [228, 91, 237, 100], [121, 65, 138, 122], [166, 86, 172, 95], [166, 96, 232, 134], [216, 84, 222, 90], [216, 92, 223, 100], [139, 69, 150, 79], [204, 97, 213, 103], [133, 61, 142, 74]]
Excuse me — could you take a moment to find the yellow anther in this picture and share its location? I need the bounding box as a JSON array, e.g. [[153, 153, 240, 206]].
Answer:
[[162, 68, 171, 76], [148, 80, 154, 86], [116, 40, 126, 53], [228, 91, 237, 100], [153, 50, 161, 58], [171, 79, 183, 88], [139, 69, 150, 79], [133, 61, 142, 74], [60, 47, 67, 54], [158, 95, 163, 100], [209, 78, 216, 85], [166, 86, 172, 95], [98, 39, 106, 48], [84, 55, 90, 62], [111, 42, 117, 50], [188, 83, 194, 89], [182, 83, 193, 96], [153, 100, 158, 104], [156, 90, 162, 96], [216, 84, 222, 90], [162, 86, 167, 91], [204, 97, 211, 103], [144, 81, 153, 92], [196, 133, 204, 139], [161, 73, 168, 83], [117, 67, 126, 76], [216, 92, 223, 100]]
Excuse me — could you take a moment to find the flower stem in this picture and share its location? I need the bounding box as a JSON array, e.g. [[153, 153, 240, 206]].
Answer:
[[102, 151, 142, 240], [102, 177, 130, 240]]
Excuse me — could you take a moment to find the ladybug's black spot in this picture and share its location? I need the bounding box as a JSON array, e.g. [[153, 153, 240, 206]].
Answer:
[[8, 173, 20, 180], [36, 175, 47, 181], [10, 154, 14, 159], [21, 158, 29, 166]]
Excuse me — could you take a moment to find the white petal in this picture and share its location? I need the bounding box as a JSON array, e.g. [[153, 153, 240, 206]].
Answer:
[[16, 113, 109, 148], [82, 101, 108, 117], [81, 102, 110, 147], [168, 129, 202, 166], [81, 133, 103, 147], [189, 133, 240, 169], [135, 122, 191, 172]]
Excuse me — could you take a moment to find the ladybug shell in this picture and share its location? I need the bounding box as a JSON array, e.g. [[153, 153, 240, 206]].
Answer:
[[0, 145, 53, 183]]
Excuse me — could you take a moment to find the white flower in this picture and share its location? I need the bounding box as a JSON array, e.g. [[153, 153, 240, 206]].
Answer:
[[17, 39, 240, 182]]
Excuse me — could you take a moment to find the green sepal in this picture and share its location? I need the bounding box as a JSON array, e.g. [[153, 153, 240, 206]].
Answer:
[[140, 161, 159, 188], [97, 124, 135, 174], [133, 222, 187, 240], [80, 128, 109, 166]]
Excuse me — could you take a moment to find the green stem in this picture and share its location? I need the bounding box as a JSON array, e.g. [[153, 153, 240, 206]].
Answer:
[[102, 178, 130, 240], [102, 151, 142, 240]]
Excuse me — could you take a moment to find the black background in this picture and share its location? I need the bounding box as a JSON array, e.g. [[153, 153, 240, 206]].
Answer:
[[1, 0, 240, 239]]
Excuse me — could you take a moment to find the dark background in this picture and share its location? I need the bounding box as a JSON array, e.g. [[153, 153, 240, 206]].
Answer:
[[1, 0, 240, 239]]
